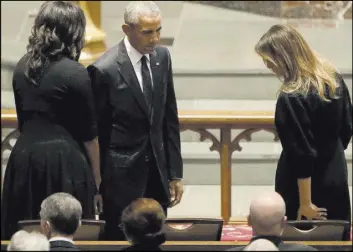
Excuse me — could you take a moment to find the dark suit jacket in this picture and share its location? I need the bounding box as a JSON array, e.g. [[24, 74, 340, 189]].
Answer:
[[50, 240, 80, 251], [87, 41, 183, 217], [226, 236, 317, 251], [121, 244, 163, 251]]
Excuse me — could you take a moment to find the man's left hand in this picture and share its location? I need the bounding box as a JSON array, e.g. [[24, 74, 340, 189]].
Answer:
[[94, 194, 103, 215], [168, 179, 183, 208]]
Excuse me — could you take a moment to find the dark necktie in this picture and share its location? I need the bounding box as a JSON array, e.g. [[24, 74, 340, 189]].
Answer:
[[141, 55, 153, 114]]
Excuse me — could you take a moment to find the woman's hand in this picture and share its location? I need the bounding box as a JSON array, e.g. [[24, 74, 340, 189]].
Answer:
[[297, 203, 327, 220]]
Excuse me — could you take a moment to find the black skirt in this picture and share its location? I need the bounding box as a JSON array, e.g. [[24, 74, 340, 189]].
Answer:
[[275, 140, 351, 241], [1, 119, 96, 239]]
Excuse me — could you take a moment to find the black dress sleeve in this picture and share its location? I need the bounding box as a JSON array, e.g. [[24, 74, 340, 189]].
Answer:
[[86, 65, 110, 123], [338, 75, 353, 149], [87, 64, 111, 177], [12, 79, 25, 132], [275, 92, 317, 179], [68, 65, 98, 142]]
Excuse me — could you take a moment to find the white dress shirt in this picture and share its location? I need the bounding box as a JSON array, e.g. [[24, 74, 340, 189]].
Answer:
[[124, 36, 154, 91]]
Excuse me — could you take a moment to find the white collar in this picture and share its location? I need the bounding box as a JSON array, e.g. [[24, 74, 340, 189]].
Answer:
[[124, 36, 150, 66], [49, 236, 74, 244]]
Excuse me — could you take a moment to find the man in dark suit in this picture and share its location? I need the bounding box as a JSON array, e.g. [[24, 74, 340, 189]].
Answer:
[[227, 192, 317, 251], [87, 1, 183, 240], [40, 193, 81, 251]]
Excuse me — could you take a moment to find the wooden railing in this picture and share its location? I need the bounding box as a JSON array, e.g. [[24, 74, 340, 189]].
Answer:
[[1, 109, 277, 224]]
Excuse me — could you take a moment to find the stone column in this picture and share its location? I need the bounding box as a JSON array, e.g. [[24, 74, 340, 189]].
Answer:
[[74, 1, 107, 66]]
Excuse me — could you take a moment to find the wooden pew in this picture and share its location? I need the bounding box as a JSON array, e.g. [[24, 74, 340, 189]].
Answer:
[[1, 240, 352, 251]]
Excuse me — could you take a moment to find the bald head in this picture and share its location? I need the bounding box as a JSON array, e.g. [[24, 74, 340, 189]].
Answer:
[[244, 239, 279, 251], [248, 191, 286, 236]]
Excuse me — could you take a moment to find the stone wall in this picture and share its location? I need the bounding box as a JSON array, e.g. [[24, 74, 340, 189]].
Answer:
[[192, 1, 352, 19], [190, 1, 282, 18]]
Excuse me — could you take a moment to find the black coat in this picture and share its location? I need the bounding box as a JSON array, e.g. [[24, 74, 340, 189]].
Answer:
[[87, 41, 182, 220], [227, 236, 317, 251], [50, 240, 80, 251], [121, 244, 163, 251]]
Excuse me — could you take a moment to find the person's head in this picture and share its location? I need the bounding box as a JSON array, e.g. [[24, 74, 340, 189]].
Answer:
[[121, 198, 166, 246], [25, 1, 86, 85], [244, 239, 279, 251], [39, 192, 82, 239], [255, 24, 338, 102], [122, 1, 162, 54], [247, 191, 286, 236], [7, 230, 50, 251]]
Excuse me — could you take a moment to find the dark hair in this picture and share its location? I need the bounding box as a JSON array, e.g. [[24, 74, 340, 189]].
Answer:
[[49, 214, 80, 236], [25, 1, 86, 86], [121, 198, 166, 246]]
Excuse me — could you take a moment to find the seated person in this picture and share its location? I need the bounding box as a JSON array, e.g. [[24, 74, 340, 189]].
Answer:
[[120, 198, 166, 251], [7, 230, 49, 251], [227, 191, 317, 251], [39, 193, 82, 251]]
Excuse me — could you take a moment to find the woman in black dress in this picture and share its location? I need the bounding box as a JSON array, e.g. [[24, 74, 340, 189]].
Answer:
[[255, 24, 352, 240], [1, 1, 102, 239]]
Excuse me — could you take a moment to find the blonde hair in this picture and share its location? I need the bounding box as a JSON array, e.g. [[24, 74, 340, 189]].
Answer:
[[255, 24, 338, 102]]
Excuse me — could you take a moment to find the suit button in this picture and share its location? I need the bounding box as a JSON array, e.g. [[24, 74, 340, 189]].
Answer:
[[145, 155, 149, 162]]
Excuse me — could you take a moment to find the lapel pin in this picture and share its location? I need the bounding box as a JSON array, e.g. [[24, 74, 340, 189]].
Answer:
[[156, 62, 160, 66]]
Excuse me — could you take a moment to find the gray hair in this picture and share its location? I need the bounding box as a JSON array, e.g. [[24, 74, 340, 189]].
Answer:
[[39, 192, 82, 235], [7, 230, 50, 251], [124, 1, 161, 26], [244, 239, 279, 251]]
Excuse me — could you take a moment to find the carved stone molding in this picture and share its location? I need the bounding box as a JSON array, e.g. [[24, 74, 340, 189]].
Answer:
[[231, 128, 279, 152], [188, 128, 221, 153]]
